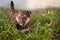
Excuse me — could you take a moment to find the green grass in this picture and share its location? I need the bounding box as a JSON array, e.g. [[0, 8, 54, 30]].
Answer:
[[0, 8, 60, 40]]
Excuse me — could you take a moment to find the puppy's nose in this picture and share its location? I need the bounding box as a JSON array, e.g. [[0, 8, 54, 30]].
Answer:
[[20, 19, 25, 26], [20, 23, 23, 26]]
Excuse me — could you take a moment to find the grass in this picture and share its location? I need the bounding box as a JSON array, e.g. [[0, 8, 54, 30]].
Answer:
[[0, 7, 60, 40]]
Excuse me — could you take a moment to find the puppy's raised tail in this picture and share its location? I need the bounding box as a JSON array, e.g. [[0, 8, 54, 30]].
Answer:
[[10, 1, 14, 12]]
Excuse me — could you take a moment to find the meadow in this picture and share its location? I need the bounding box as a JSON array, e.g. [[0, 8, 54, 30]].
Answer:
[[0, 7, 60, 40]]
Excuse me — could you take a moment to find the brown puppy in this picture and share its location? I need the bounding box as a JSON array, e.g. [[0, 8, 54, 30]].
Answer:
[[10, 1, 31, 33]]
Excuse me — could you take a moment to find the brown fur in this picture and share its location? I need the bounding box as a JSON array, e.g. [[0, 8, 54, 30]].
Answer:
[[9, 1, 31, 33]]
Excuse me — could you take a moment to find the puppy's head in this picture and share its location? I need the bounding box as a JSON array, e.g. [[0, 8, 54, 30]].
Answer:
[[16, 10, 31, 27]]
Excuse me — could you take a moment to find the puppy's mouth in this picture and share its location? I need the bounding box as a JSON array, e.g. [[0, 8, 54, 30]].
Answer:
[[16, 23, 29, 32], [16, 23, 26, 30]]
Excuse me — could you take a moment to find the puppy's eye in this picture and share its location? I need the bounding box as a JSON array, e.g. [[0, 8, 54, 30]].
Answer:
[[23, 15, 26, 17]]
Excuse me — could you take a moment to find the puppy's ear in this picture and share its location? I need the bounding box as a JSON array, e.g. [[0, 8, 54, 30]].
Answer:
[[27, 11, 31, 17], [29, 11, 31, 14], [10, 1, 14, 11]]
